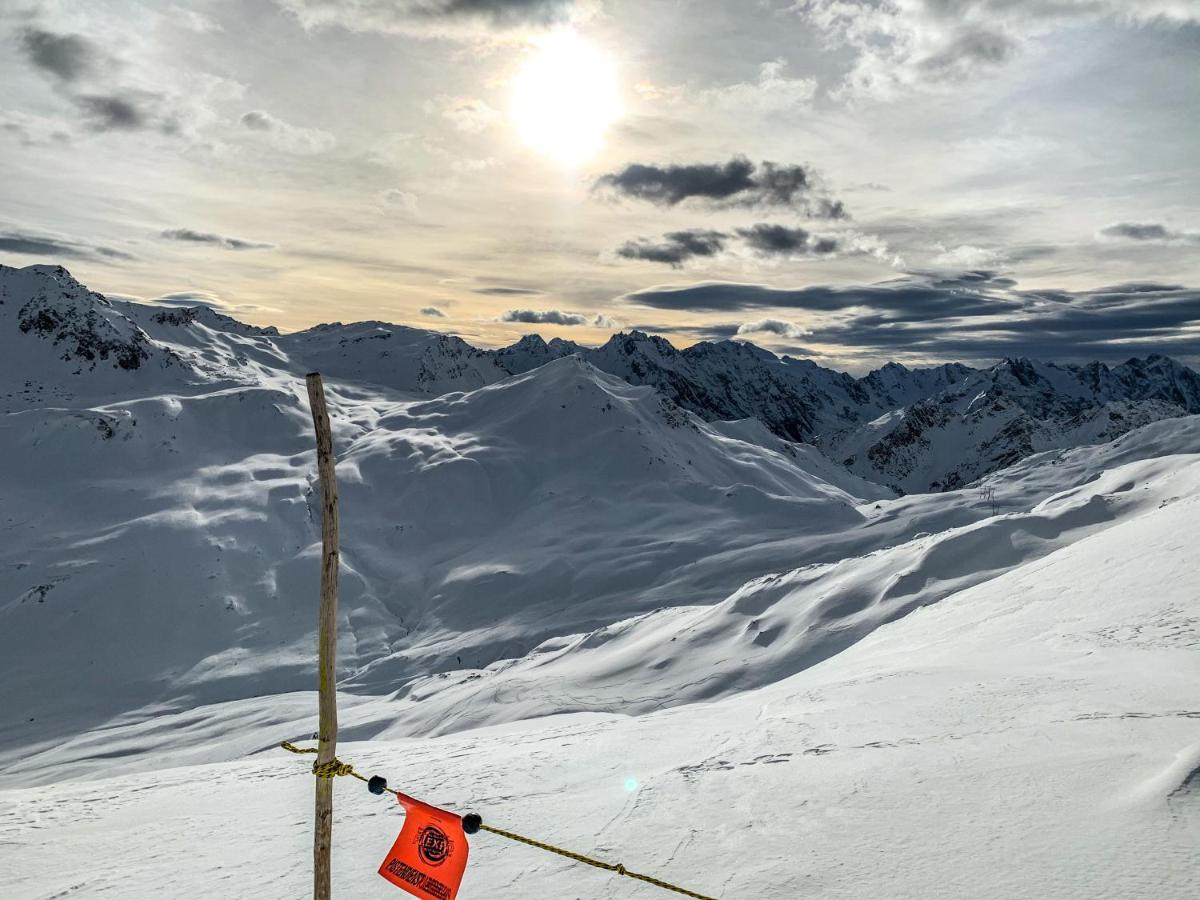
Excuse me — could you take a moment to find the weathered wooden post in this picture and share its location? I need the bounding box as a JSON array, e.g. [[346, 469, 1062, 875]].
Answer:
[[306, 372, 339, 900]]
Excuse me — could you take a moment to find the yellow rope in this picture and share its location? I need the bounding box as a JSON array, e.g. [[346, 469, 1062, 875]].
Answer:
[[279, 741, 716, 899], [279, 740, 366, 782], [478, 822, 715, 899]]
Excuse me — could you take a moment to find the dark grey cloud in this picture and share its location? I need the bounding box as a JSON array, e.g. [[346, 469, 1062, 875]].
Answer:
[[18, 29, 99, 82], [420, 306, 447, 317], [0, 229, 133, 262], [74, 93, 152, 131], [623, 272, 1200, 364], [594, 156, 846, 216], [278, 0, 579, 35], [500, 308, 587, 325], [240, 111, 274, 131], [161, 228, 275, 251], [615, 224, 880, 267], [918, 28, 1014, 77], [624, 272, 1013, 316], [617, 230, 728, 267], [499, 308, 612, 326], [15, 29, 180, 136], [430, 0, 575, 24], [1098, 221, 1199, 244], [473, 286, 544, 295], [735, 224, 840, 256], [597, 157, 754, 205], [0, 234, 92, 259]]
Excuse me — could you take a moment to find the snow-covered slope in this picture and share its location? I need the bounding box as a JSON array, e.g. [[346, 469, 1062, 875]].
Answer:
[[2, 262, 1198, 898], [3, 421, 1198, 898], [0, 308, 878, 771]]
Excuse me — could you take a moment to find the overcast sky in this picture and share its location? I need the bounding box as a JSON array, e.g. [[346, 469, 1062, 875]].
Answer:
[[1, 0, 1198, 371]]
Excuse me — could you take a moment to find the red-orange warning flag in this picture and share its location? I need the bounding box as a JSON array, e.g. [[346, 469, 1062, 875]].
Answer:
[[378, 793, 471, 900]]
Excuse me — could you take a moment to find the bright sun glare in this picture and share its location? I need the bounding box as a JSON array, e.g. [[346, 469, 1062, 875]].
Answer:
[[512, 31, 621, 166]]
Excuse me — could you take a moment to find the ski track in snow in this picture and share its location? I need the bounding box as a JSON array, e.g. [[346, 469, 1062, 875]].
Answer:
[[1, 264, 1198, 897]]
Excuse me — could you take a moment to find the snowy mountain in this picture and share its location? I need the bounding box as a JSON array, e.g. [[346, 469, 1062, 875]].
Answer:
[[826, 357, 1200, 492], [1, 265, 888, 757], [2, 262, 1199, 898], [7, 261, 1197, 496]]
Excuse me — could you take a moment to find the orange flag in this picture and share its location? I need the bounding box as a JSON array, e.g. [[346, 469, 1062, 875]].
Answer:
[[379, 793, 470, 900]]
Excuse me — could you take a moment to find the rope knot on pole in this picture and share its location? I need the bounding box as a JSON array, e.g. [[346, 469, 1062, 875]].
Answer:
[[312, 758, 355, 778]]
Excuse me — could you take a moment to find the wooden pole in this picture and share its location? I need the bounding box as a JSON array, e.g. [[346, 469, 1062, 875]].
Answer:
[[306, 372, 339, 900]]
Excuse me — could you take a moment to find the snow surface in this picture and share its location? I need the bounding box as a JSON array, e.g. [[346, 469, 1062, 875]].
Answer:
[[2, 264, 1198, 898]]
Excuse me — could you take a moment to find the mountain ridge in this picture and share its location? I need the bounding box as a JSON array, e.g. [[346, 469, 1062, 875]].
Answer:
[[5, 262, 1197, 493]]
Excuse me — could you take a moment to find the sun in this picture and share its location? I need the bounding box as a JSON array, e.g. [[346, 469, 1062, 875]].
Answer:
[[511, 31, 621, 166]]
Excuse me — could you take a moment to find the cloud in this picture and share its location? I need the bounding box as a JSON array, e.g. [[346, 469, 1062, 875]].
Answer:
[[698, 58, 817, 112], [427, 96, 501, 133], [613, 224, 888, 267], [74, 93, 157, 131], [135, 289, 280, 317], [239, 110, 335, 155], [151, 290, 227, 309], [737, 319, 811, 339], [623, 272, 1017, 315], [931, 243, 1005, 268], [474, 286, 544, 295], [0, 111, 71, 146], [161, 228, 275, 251], [0, 228, 133, 262], [1098, 221, 1200, 244], [594, 156, 846, 216], [171, 5, 224, 33], [500, 308, 610, 326], [735, 224, 839, 257], [916, 28, 1015, 77], [379, 188, 419, 217], [617, 230, 729, 267], [796, 0, 1200, 99], [420, 306, 447, 317], [623, 272, 1200, 363], [276, 0, 585, 37], [636, 58, 816, 117], [15, 27, 212, 137], [239, 110, 274, 131], [18, 29, 99, 83]]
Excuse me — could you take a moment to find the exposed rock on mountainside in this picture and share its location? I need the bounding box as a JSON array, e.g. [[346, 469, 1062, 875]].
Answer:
[[3, 265, 157, 372], [828, 358, 1200, 492]]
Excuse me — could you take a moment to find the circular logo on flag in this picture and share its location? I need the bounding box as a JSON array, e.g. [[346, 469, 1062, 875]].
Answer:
[[417, 824, 451, 866]]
